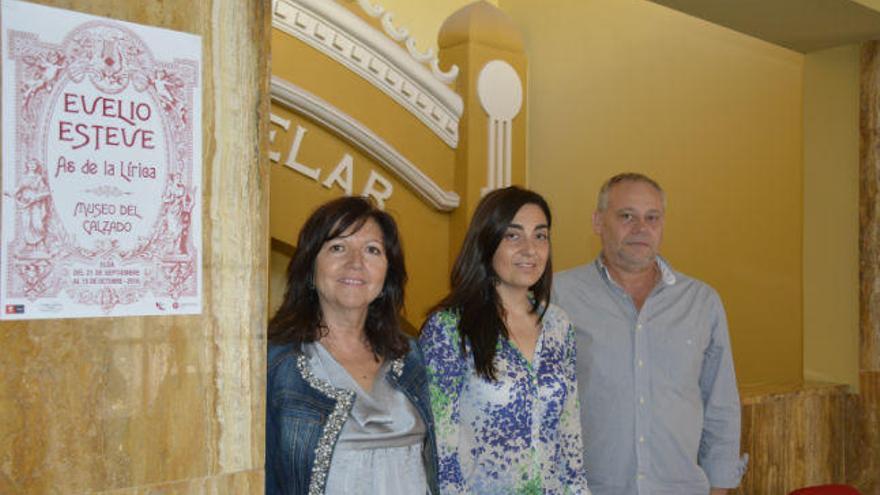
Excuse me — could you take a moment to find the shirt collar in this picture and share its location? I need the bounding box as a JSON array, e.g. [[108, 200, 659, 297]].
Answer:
[[595, 254, 677, 288]]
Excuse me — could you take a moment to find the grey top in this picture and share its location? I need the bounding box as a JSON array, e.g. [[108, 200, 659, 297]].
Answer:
[[553, 257, 747, 495], [304, 342, 428, 494]]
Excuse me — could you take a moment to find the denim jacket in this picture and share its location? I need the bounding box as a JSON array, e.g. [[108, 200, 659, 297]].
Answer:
[[266, 340, 440, 495]]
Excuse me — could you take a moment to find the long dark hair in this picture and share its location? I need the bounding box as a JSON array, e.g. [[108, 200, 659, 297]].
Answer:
[[268, 196, 409, 360], [432, 186, 552, 380]]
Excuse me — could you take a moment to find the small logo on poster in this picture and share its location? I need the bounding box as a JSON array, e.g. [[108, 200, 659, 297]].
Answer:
[[5, 304, 24, 314]]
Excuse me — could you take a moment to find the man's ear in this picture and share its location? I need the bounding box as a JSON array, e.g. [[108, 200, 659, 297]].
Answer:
[[592, 210, 602, 236]]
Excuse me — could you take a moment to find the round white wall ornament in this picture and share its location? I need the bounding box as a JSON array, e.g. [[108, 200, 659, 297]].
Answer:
[[477, 60, 522, 194], [477, 60, 522, 120]]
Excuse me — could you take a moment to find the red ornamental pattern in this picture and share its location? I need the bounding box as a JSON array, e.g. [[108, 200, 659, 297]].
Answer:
[[5, 20, 199, 313]]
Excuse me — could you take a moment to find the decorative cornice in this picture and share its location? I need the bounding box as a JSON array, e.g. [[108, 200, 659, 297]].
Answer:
[[272, 0, 462, 148], [354, 0, 460, 84], [271, 76, 460, 212]]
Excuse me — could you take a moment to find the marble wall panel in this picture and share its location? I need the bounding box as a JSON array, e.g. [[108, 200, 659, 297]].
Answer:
[[735, 384, 848, 495], [96, 468, 262, 495], [857, 40, 880, 495], [0, 0, 270, 494], [846, 372, 880, 495], [0, 320, 219, 493], [861, 41, 880, 374]]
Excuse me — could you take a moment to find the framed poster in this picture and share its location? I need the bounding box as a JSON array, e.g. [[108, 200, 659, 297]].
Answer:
[[1, 0, 202, 319]]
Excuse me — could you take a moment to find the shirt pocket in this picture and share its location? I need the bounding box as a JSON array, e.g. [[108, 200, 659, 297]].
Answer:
[[652, 323, 707, 389]]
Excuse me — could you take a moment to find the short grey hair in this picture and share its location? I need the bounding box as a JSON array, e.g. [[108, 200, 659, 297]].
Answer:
[[596, 172, 666, 211]]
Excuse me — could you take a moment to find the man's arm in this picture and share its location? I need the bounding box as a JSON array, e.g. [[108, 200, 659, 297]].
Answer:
[[697, 292, 746, 490]]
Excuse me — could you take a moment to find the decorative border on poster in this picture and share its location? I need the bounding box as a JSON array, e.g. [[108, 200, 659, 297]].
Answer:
[[2, 3, 202, 319]]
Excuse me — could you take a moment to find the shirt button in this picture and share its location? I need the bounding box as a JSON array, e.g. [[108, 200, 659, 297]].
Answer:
[[639, 436, 645, 443], [639, 396, 645, 405], [637, 474, 645, 480], [636, 324, 642, 331], [638, 359, 644, 367]]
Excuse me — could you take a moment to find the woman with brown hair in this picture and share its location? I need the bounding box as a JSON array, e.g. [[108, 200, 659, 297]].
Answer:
[[420, 186, 590, 494], [265, 196, 438, 495]]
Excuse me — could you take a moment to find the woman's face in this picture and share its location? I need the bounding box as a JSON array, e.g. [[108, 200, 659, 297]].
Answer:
[[314, 218, 388, 317], [491, 203, 550, 293]]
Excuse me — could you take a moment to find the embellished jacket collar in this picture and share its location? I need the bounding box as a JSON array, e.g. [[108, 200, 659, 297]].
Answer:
[[293, 349, 405, 495], [266, 341, 436, 495]]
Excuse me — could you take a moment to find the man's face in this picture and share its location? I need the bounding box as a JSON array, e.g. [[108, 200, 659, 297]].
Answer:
[[593, 180, 664, 273]]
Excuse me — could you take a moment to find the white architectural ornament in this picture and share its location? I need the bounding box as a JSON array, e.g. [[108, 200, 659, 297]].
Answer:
[[272, 0, 462, 148], [405, 38, 434, 63], [477, 60, 523, 194], [271, 76, 460, 211], [355, 0, 385, 18], [380, 12, 409, 42], [353, 0, 460, 84]]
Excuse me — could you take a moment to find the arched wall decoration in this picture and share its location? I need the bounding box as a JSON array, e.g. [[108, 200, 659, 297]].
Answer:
[[272, 0, 463, 149], [353, 0, 460, 85], [271, 76, 460, 211]]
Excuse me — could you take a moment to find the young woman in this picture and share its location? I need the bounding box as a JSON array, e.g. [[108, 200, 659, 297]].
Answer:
[[419, 186, 590, 494], [266, 196, 438, 495]]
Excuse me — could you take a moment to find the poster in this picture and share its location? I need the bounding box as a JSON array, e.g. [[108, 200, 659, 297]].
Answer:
[[1, 0, 202, 319]]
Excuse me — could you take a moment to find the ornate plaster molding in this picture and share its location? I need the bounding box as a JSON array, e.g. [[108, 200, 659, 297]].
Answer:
[[271, 76, 460, 211], [354, 0, 460, 84], [272, 0, 462, 148]]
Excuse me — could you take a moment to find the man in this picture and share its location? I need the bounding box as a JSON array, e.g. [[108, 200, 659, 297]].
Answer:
[[553, 173, 746, 495]]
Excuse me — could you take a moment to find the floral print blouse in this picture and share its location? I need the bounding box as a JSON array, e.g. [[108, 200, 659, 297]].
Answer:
[[419, 304, 591, 495]]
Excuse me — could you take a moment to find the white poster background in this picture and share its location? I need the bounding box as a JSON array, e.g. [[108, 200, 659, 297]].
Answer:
[[1, 0, 202, 319]]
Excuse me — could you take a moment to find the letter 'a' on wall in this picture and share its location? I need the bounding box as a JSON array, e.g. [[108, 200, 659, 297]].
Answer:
[[0, 0, 203, 319]]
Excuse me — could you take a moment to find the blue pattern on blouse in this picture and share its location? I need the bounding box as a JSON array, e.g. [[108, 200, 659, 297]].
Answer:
[[419, 304, 591, 495]]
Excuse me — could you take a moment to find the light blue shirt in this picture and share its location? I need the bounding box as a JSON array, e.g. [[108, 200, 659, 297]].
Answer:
[[553, 257, 747, 495]]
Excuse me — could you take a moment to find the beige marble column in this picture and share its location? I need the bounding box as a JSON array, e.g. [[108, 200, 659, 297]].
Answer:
[[0, 1, 270, 493], [849, 40, 880, 495], [736, 384, 849, 495]]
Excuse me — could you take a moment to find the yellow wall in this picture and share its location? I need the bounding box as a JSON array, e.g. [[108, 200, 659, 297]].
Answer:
[[501, 0, 805, 388], [802, 44, 860, 388], [852, 0, 880, 12], [313, 0, 862, 390]]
